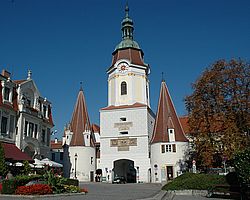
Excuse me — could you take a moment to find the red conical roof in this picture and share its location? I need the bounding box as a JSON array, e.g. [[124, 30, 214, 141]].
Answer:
[[151, 81, 188, 143], [70, 89, 92, 146]]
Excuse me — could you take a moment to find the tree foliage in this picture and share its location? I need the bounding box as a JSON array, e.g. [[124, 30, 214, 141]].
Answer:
[[233, 148, 250, 186], [185, 59, 250, 168], [21, 160, 31, 175], [0, 142, 8, 176]]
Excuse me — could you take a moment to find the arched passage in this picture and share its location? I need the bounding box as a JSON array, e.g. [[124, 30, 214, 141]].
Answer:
[[113, 159, 136, 183], [24, 144, 35, 158]]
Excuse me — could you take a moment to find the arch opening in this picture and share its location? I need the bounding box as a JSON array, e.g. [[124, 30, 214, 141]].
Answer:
[[113, 159, 136, 183]]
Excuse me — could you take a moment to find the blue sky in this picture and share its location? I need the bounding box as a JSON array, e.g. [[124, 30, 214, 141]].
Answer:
[[0, 0, 249, 139]]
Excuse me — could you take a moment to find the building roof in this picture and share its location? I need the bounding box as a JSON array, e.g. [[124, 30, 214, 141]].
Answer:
[[13, 80, 27, 85], [111, 48, 148, 69], [92, 124, 100, 133], [151, 81, 188, 143], [101, 102, 147, 111], [179, 116, 190, 134], [2, 142, 33, 162], [50, 140, 63, 149], [69, 88, 94, 146]]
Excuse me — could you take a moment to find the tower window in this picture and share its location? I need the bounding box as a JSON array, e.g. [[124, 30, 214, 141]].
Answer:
[[121, 81, 127, 95], [120, 117, 126, 121], [120, 131, 128, 135]]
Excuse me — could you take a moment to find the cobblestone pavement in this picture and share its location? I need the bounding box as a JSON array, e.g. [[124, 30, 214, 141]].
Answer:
[[0, 182, 162, 200]]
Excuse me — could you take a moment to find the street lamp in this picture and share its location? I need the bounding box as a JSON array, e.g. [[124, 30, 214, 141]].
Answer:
[[136, 166, 139, 183], [74, 153, 78, 179]]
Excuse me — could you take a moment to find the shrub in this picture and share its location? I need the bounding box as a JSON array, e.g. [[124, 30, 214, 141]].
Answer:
[[21, 160, 31, 175], [63, 185, 80, 193], [0, 143, 7, 177], [62, 178, 79, 186], [162, 172, 227, 191], [0, 183, 2, 193], [233, 148, 250, 186], [1, 174, 43, 194], [15, 184, 52, 195], [15, 174, 42, 187], [1, 179, 17, 194], [43, 169, 67, 194]]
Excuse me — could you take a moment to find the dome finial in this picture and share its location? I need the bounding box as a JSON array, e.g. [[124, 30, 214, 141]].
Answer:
[[27, 69, 32, 80], [80, 81, 83, 91], [125, 2, 129, 18], [161, 72, 165, 82]]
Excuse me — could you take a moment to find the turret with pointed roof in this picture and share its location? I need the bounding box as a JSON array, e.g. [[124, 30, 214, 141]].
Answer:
[[69, 87, 93, 146], [151, 81, 188, 143]]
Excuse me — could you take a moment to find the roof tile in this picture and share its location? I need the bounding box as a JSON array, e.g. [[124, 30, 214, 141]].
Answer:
[[151, 81, 188, 143]]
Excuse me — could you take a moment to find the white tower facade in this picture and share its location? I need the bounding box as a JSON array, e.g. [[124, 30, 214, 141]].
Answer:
[[99, 5, 155, 183]]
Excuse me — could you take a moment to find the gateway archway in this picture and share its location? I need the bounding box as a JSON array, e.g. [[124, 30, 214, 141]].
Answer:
[[113, 159, 136, 183]]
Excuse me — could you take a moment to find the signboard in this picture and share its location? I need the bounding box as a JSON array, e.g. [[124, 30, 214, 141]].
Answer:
[[114, 122, 133, 131], [110, 137, 137, 151]]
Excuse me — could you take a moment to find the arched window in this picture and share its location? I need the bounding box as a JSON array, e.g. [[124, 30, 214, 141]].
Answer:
[[121, 81, 127, 95]]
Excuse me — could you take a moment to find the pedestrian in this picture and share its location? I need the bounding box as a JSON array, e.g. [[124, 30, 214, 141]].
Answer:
[[6, 171, 14, 180]]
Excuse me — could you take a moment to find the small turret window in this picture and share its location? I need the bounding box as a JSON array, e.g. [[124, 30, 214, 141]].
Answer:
[[121, 81, 127, 95], [4, 87, 10, 101]]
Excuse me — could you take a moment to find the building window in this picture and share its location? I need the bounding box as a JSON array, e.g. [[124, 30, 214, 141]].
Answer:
[[43, 105, 47, 118], [120, 131, 128, 135], [168, 129, 175, 142], [52, 153, 55, 161], [47, 128, 50, 146], [24, 121, 28, 137], [166, 145, 172, 152], [91, 157, 93, 164], [42, 129, 46, 143], [121, 81, 127, 95], [60, 152, 63, 161], [34, 124, 38, 139], [161, 145, 165, 153], [4, 87, 10, 101], [1, 116, 8, 136], [120, 117, 126, 121], [29, 122, 34, 137], [27, 99, 31, 107], [9, 115, 15, 138], [39, 100, 42, 111], [172, 144, 176, 152]]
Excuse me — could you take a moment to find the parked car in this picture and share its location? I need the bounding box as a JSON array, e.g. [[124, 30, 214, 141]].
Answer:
[[112, 176, 126, 184]]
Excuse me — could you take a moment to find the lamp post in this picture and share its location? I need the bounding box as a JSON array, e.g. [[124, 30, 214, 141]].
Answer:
[[74, 153, 78, 179], [136, 166, 139, 183]]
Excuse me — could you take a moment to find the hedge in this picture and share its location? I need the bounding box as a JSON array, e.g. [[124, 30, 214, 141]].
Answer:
[[162, 172, 227, 191]]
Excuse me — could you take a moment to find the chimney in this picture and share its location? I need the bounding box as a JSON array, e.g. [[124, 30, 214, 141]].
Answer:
[[55, 137, 58, 143], [1, 69, 11, 78]]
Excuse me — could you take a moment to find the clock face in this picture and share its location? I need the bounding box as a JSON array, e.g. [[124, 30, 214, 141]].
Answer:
[[121, 65, 126, 71], [118, 63, 128, 73]]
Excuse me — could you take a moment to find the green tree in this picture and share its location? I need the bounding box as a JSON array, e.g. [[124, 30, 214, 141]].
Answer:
[[21, 160, 31, 175], [185, 59, 250, 168], [233, 148, 250, 186], [0, 142, 8, 177]]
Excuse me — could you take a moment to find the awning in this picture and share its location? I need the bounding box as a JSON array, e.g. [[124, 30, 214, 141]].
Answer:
[[41, 158, 63, 168], [2, 142, 33, 162]]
